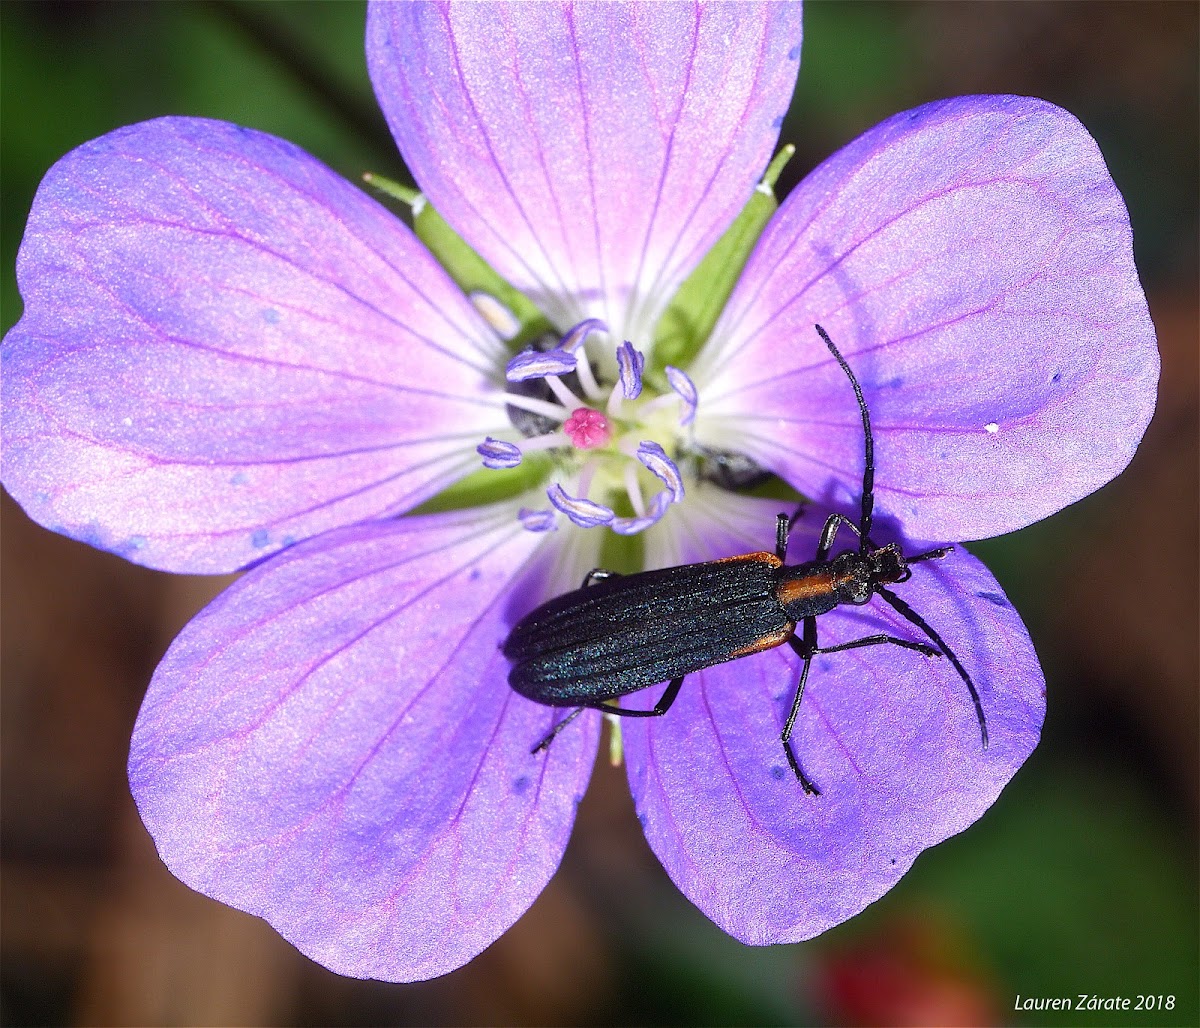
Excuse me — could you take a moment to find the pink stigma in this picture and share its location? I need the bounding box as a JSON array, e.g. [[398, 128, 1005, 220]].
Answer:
[[563, 407, 612, 449]]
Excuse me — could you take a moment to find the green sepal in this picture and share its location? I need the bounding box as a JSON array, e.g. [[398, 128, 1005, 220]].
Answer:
[[363, 172, 551, 348], [651, 145, 794, 374], [361, 171, 420, 206], [413, 200, 551, 348]]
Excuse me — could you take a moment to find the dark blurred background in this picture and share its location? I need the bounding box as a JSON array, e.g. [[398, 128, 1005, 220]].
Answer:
[[2, 2, 1196, 1025]]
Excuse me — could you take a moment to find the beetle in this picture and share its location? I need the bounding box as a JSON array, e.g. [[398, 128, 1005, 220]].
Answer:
[[503, 324, 988, 793]]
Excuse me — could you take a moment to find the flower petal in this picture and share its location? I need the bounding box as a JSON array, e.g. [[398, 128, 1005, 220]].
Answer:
[[2, 117, 511, 574], [128, 503, 600, 982], [692, 96, 1158, 541], [367, 0, 803, 343], [627, 494, 1043, 943]]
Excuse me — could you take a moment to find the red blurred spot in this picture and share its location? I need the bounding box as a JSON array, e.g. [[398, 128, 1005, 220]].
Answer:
[[814, 911, 1000, 1027]]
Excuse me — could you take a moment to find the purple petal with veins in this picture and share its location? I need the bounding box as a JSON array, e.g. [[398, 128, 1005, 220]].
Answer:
[[367, 1, 802, 339], [0, 117, 508, 575], [128, 504, 599, 982], [546, 484, 614, 528], [623, 492, 1043, 943], [691, 95, 1159, 542]]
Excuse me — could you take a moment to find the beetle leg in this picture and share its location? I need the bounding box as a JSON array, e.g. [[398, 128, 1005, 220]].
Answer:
[[596, 676, 685, 719], [774, 502, 811, 560], [530, 707, 586, 754], [530, 677, 687, 755], [815, 512, 858, 561], [788, 500, 808, 530], [815, 512, 886, 558], [781, 620, 821, 795], [816, 634, 940, 658], [581, 568, 621, 588], [876, 585, 989, 749], [775, 513, 789, 560]]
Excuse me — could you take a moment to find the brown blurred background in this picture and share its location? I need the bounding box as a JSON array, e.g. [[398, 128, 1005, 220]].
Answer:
[[2, 2, 1197, 1026]]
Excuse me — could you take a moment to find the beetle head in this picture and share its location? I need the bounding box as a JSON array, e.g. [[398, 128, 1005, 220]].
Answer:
[[869, 543, 911, 586]]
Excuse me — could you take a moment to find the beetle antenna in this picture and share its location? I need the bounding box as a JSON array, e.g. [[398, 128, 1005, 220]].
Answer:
[[814, 325, 874, 552], [875, 585, 989, 748]]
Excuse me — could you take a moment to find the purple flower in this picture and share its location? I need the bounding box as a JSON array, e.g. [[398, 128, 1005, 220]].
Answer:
[[0, 1, 1158, 984]]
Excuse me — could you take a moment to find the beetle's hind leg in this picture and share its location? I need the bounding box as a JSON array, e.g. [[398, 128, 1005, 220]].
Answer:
[[531, 707, 587, 754], [531, 677, 685, 756], [598, 676, 685, 719], [581, 568, 621, 588]]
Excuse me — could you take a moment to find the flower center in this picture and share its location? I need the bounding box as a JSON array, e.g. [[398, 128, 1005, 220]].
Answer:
[[476, 318, 697, 535], [562, 408, 611, 449]]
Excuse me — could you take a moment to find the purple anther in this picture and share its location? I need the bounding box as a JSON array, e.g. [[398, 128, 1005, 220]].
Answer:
[[616, 341, 646, 400], [558, 318, 609, 353], [506, 347, 576, 382], [636, 441, 685, 503], [546, 484, 614, 528], [665, 365, 698, 426], [611, 492, 672, 535], [476, 437, 522, 469], [517, 507, 557, 532]]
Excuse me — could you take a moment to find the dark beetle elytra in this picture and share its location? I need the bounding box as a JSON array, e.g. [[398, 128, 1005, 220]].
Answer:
[[503, 325, 987, 793]]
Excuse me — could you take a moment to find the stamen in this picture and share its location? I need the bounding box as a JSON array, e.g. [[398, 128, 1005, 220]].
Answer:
[[636, 441, 685, 502], [506, 348, 576, 382], [517, 431, 570, 453], [517, 507, 557, 532], [547, 484, 614, 528], [665, 366, 698, 426], [499, 393, 569, 421], [574, 356, 602, 401], [563, 408, 612, 449], [468, 291, 521, 340], [559, 318, 608, 400], [477, 437, 522, 470], [576, 460, 598, 498], [612, 492, 672, 535], [624, 461, 646, 516], [559, 318, 609, 354], [544, 375, 580, 409], [616, 342, 645, 400]]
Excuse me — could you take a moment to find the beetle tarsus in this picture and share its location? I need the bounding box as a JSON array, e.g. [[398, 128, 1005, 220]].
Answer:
[[783, 739, 821, 796], [531, 706, 585, 754]]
